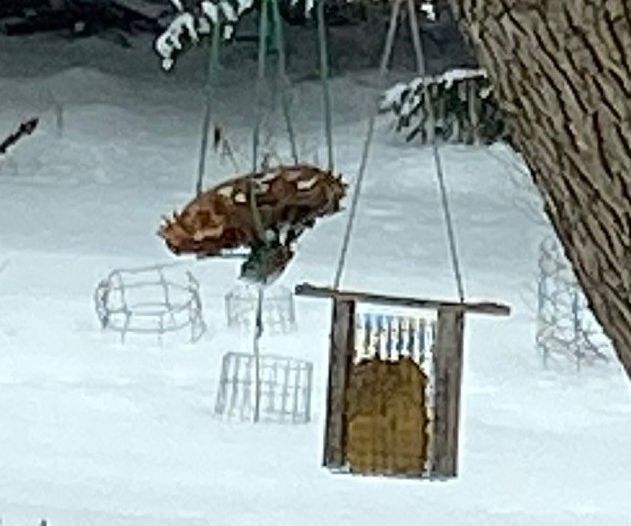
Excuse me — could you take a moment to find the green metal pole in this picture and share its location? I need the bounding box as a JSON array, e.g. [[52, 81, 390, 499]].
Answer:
[[250, 0, 270, 243], [196, 25, 221, 195], [252, 0, 269, 173], [316, 0, 334, 172], [270, 0, 299, 164]]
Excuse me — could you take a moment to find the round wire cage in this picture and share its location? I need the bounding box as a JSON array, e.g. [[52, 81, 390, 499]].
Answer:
[[536, 237, 610, 370], [94, 264, 206, 343], [225, 283, 297, 334]]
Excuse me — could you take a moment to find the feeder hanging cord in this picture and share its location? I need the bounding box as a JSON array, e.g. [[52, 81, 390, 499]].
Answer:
[[253, 0, 298, 169], [250, 0, 271, 242], [406, 0, 466, 303], [317, 0, 334, 173], [252, 285, 264, 423], [196, 23, 222, 195], [252, 0, 271, 175], [270, 0, 299, 165], [333, 0, 465, 303], [332, 0, 400, 289], [250, 0, 302, 242], [432, 143, 465, 302]]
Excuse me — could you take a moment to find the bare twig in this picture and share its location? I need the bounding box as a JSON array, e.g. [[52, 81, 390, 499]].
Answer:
[[0, 118, 39, 156]]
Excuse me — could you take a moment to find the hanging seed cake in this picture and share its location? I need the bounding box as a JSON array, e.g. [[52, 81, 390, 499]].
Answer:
[[345, 357, 430, 475]]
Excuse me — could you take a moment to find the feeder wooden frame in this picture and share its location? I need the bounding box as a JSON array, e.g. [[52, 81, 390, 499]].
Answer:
[[295, 283, 510, 479]]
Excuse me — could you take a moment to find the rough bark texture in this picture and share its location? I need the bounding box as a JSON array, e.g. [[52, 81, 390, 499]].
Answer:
[[448, 1, 631, 381]]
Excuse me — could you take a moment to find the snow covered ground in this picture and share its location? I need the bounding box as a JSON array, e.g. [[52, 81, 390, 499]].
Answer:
[[1, 33, 630, 526]]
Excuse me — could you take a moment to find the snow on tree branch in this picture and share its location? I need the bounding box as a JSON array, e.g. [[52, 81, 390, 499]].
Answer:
[[154, 0, 436, 70], [155, 12, 198, 70], [155, 0, 254, 69], [420, 1, 436, 21], [155, 0, 318, 70], [380, 68, 505, 144], [381, 68, 488, 114]]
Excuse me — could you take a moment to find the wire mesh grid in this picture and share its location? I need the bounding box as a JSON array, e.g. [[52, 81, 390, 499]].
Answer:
[[225, 283, 296, 334], [215, 352, 313, 424], [536, 237, 610, 370], [354, 308, 437, 365], [94, 263, 206, 343], [349, 304, 438, 476]]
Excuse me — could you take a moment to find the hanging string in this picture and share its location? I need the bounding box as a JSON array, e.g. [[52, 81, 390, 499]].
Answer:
[[333, 0, 402, 289], [408, 0, 465, 302], [432, 144, 465, 302], [333, 0, 465, 302], [407, 0, 434, 143], [316, 0, 334, 172], [196, 23, 222, 195], [270, 0, 299, 164], [379, 0, 403, 75], [252, 0, 270, 174], [252, 284, 264, 423], [250, 11, 270, 424], [250, 0, 270, 241], [333, 119, 373, 289]]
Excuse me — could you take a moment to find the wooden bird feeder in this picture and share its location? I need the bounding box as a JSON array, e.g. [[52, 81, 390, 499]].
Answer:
[[295, 283, 510, 479]]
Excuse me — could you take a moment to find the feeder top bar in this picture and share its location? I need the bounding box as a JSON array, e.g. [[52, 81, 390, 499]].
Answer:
[[294, 283, 511, 316]]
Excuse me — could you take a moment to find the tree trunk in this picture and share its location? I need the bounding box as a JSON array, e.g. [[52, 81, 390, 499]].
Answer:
[[448, 1, 631, 381]]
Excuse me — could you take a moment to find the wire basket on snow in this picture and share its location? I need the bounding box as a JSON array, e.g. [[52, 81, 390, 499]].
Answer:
[[94, 263, 206, 343], [215, 352, 313, 424], [225, 283, 297, 334], [536, 237, 610, 370]]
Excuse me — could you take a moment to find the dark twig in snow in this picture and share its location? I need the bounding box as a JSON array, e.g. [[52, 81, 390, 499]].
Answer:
[[0, 118, 39, 156]]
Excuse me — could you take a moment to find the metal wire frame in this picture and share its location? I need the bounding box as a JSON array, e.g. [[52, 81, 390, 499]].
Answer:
[[215, 351, 313, 424], [353, 308, 437, 365], [225, 283, 297, 334], [94, 263, 206, 343], [536, 237, 610, 370]]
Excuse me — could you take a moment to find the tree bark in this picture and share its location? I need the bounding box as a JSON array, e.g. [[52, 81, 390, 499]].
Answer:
[[448, 1, 631, 381]]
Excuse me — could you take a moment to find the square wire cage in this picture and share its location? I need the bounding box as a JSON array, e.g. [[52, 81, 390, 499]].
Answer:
[[215, 352, 313, 424], [225, 284, 297, 334], [94, 263, 206, 343]]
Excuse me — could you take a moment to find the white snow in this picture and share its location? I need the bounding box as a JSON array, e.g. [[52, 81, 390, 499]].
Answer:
[[157, 0, 259, 69], [0, 33, 630, 526], [155, 12, 199, 70], [201, 1, 220, 24], [420, 2, 436, 22]]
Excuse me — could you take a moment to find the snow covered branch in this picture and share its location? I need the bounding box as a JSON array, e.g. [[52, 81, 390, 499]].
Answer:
[[155, 0, 319, 70], [155, 0, 252, 69], [380, 68, 505, 144]]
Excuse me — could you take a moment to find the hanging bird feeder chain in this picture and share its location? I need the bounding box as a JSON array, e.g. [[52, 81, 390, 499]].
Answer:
[[333, 0, 466, 302]]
